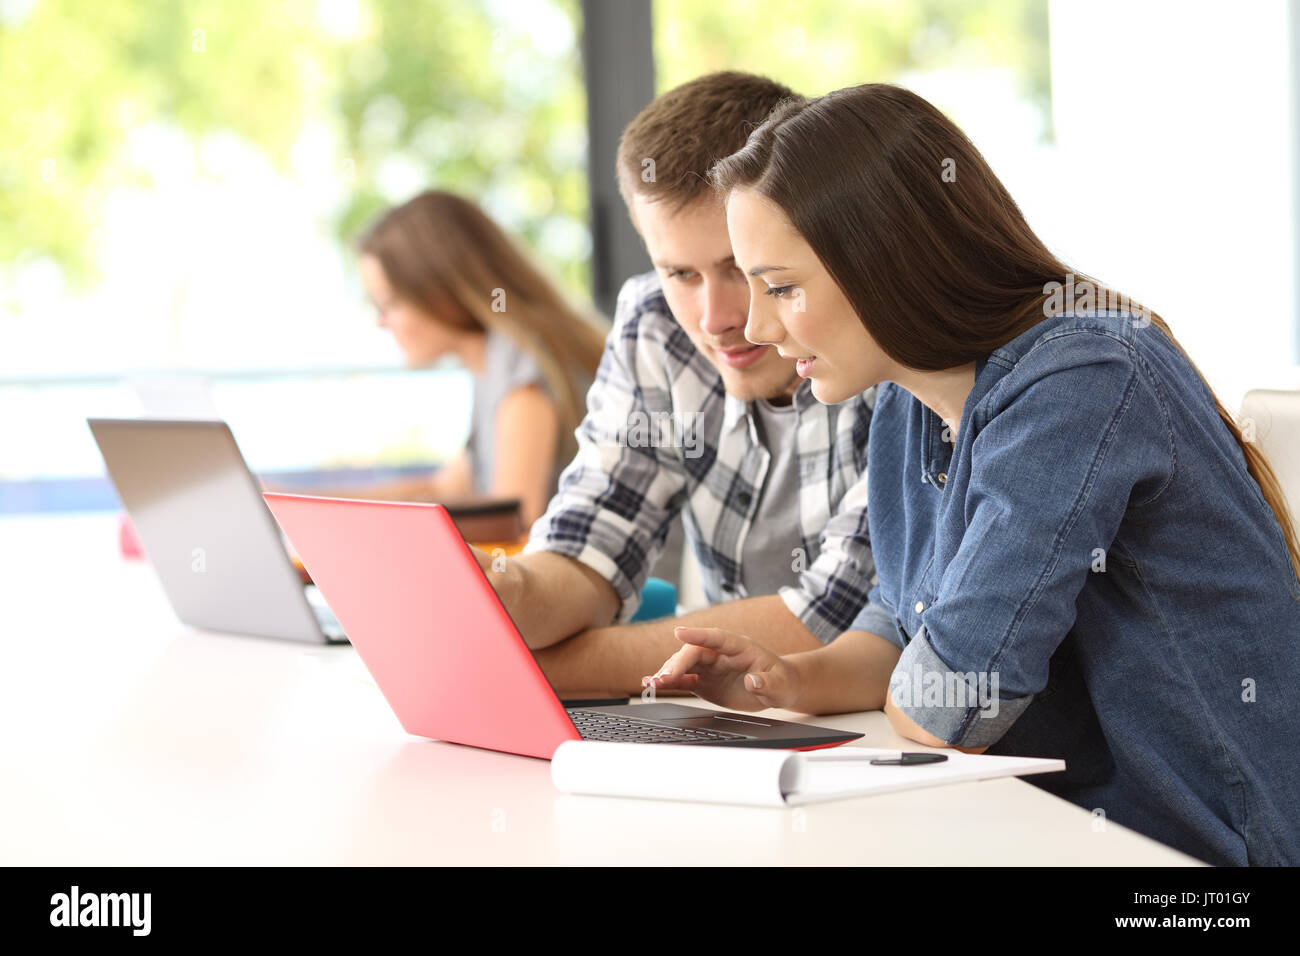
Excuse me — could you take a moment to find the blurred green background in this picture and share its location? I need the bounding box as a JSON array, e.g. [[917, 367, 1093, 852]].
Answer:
[[1, 0, 1048, 299], [0, 0, 1052, 508]]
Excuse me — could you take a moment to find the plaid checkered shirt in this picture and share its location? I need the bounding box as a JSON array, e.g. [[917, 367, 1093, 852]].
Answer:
[[524, 271, 876, 642]]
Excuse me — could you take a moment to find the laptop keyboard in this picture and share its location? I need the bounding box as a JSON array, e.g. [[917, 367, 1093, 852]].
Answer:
[[568, 709, 748, 744]]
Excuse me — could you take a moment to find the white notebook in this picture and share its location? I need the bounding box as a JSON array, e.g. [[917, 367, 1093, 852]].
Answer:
[[552, 741, 1065, 807]]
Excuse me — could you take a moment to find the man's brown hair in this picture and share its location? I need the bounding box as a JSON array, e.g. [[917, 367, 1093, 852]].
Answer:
[[616, 71, 798, 212]]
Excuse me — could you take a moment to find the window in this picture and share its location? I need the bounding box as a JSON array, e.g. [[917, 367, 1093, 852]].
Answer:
[[0, 0, 587, 511]]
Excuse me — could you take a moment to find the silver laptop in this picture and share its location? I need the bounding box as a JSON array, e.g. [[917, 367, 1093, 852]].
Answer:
[[87, 418, 346, 644]]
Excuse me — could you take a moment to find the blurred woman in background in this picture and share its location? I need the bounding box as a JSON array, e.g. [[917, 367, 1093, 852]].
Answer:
[[352, 190, 606, 525]]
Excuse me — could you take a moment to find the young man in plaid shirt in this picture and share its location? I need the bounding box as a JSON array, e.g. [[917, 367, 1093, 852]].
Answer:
[[472, 72, 880, 694]]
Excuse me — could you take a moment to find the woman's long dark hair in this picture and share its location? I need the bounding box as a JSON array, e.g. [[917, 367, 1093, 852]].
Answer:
[[711, 83, 1300, 583]]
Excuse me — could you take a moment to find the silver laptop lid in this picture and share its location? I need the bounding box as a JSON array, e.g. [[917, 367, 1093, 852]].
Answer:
[[87, 418, 328, 643]]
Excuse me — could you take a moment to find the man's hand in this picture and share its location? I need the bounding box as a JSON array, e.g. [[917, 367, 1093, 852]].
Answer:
[[644, 626, 802, 712]]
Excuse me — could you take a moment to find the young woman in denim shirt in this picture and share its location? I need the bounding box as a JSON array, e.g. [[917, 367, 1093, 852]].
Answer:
[[644, 84, 1300, 866]]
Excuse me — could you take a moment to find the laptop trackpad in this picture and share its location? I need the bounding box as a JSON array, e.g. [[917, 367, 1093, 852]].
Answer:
[[670, 713, 780, 730], [608, 703, 780, 729]]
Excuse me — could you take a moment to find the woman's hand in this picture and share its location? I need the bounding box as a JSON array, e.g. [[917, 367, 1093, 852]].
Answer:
[[643, 626, 802, 712]]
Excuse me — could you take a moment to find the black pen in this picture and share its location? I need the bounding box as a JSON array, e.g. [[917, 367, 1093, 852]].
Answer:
[[869, 752, 949, 765]]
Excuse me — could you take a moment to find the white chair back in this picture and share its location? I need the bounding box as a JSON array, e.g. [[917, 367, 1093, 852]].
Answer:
[[1240, 389, 1300, 538]]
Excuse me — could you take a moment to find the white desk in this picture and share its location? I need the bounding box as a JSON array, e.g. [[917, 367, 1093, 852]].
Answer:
[[0, 513, 1202, 865]]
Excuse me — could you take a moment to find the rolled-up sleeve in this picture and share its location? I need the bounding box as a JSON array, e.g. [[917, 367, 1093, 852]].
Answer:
[[524, 278, 687, 622], [889, 332, 1170, 748]]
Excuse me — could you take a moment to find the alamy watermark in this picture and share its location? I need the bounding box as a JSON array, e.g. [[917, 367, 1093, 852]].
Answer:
[[1043, 274, 1150, 328], [50, 886, 151, 936], [889, 664, 1001, 718], [603, 410, 704, 459]]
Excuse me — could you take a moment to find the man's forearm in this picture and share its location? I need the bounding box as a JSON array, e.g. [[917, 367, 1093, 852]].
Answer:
[[534, 594, 822, 695], [490, 551, 622, 649]]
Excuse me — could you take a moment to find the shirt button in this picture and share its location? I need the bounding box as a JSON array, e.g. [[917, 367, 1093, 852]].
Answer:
[[914, 601, 925, 613]]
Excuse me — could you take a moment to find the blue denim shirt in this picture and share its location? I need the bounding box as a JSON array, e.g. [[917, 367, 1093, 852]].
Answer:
[[852, 310, 1300, 866]]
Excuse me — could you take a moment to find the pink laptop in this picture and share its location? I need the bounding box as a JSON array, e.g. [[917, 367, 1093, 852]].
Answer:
[[262, 493, 862, 759]]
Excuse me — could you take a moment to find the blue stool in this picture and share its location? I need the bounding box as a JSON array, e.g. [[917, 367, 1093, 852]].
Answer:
[[630, 577, 677, 622]]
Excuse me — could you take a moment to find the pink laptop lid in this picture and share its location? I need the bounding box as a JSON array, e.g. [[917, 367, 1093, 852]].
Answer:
[[262, 493, 581, 760]]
